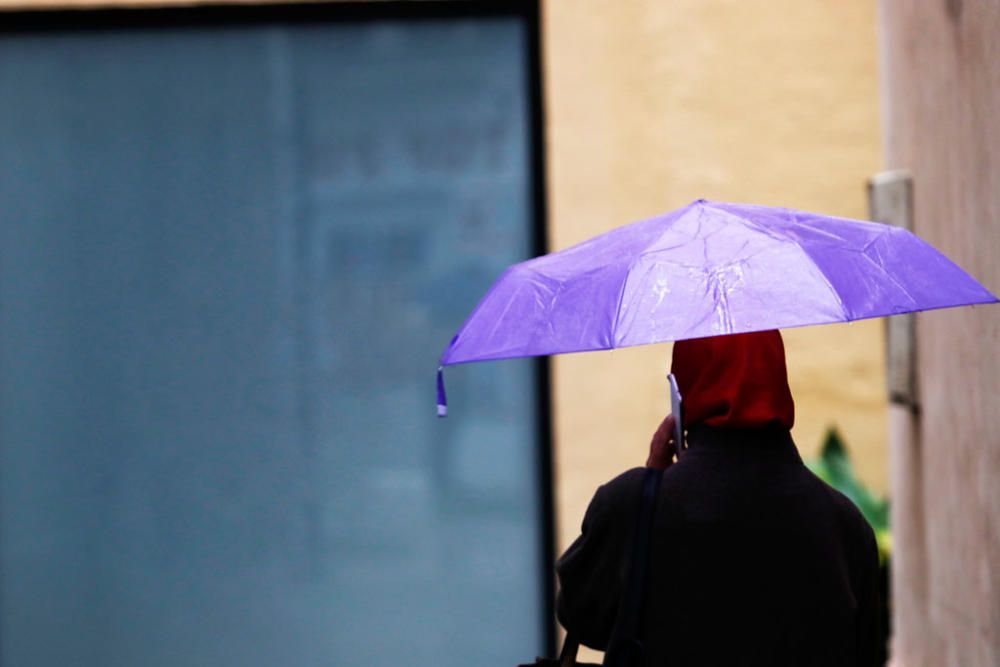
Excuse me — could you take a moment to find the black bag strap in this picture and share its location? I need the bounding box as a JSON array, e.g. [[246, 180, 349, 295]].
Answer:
[[602, 466, 663, 667], [557, 633, 580, 667]]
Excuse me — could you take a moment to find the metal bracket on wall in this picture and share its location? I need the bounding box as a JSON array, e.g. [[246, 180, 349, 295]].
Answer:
[[868, 170, 920, 414]]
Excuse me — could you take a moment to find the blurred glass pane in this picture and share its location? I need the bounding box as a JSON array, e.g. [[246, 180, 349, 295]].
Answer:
[[0, 15, 541, 667]]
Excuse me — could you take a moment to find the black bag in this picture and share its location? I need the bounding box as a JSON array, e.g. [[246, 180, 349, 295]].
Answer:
[[520, 467, 662, 667]]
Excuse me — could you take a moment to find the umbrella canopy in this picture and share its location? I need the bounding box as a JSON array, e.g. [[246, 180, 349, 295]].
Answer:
[[437, 199, 997, 413]]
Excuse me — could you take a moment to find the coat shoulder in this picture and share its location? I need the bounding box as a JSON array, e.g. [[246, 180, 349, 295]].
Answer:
[[800, 466, 878, 546], [595, 466, 650, 509]]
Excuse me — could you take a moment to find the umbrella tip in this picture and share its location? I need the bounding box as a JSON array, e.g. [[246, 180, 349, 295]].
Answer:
[[693, 198, 708, 206], [437, 366, 448, 418]]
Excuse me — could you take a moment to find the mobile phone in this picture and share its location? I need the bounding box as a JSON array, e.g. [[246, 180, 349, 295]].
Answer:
[[668, 373, 684, 458]]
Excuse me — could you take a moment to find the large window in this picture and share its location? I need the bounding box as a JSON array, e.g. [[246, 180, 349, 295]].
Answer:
[[0, 4, 548, 665]]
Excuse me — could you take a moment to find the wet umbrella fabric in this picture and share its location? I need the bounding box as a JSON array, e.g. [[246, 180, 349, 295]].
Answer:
[[437, 199, 997, 415]]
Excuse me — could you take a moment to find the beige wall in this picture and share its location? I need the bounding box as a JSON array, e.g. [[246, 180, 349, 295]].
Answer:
[[542, 0, 885, 562], [879, 2, 1000, 665]]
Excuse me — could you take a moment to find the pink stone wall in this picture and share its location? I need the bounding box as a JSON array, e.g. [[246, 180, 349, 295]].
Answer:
[[879, 2, 1000, 665]]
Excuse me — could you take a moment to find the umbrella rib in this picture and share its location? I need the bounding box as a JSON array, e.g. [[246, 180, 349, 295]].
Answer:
[[610, 255, 640, 348], [726, 205, 854, 321], [611, 206, 712, 345], [797, 245, 853, 321], [859, 250, 920, 310]]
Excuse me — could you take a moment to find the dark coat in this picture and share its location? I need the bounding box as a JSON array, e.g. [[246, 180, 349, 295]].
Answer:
[[556, 425, 881, 667]]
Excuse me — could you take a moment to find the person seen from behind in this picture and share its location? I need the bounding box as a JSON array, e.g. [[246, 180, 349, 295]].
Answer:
[[556, 330, 881, 666]]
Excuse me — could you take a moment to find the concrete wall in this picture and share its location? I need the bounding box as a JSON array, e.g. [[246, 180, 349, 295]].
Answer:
[[542, 0, 885, 561], [879, 2, 1000, 665]]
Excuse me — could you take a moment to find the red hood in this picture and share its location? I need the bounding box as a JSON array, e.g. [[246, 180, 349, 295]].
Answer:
[[671, 330, 795, 430]]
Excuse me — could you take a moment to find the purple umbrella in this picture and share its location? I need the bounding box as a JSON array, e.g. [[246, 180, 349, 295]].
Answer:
[[437, 199, 997, 415]]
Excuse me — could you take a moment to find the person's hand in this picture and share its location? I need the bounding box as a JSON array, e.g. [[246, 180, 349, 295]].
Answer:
[[646, 413, 678, 471]]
